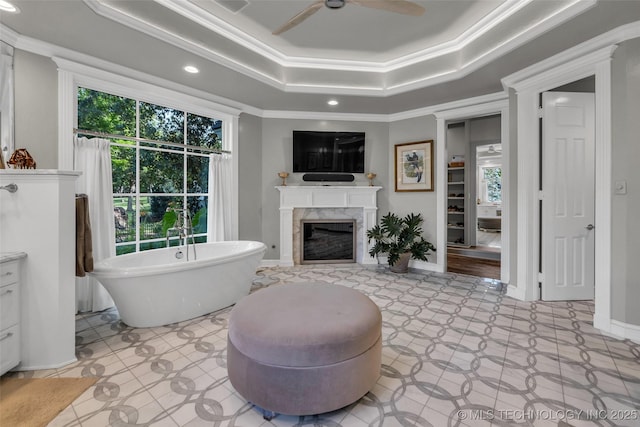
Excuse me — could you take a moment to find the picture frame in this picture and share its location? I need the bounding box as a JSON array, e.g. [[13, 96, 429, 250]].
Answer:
[[394, 140, 434, 192]]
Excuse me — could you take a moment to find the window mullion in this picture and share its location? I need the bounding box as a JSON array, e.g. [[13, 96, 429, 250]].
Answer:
[[135, 100, 141, 252], [184, 111, 188, 214]]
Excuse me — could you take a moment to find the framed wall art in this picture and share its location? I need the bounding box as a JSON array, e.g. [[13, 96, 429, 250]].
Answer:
[[394, 140, 434, 192]]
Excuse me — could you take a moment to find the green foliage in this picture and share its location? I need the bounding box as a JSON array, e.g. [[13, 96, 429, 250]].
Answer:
[[367, 212, 436, 266], [192, 207, 207, 234], [484, 167, 502, 202], [77, 88, 136, 136], [78, 87, 216, 254], [161, 210, 177, 237]]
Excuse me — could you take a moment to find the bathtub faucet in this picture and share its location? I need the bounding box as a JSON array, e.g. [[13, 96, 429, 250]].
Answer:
[[165, 208, 197, 261]]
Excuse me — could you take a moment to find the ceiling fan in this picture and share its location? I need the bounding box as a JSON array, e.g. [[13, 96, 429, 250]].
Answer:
[[272, 0, 425, 35]]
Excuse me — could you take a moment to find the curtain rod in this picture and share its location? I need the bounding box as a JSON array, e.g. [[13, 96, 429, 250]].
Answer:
[[74, 128, 230, 154]]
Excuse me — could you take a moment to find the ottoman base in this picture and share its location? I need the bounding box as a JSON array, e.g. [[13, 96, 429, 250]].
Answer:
[[227, 335, 382, 416]]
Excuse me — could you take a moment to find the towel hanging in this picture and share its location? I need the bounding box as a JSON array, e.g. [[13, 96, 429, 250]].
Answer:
[[75, 194, 94, 277]]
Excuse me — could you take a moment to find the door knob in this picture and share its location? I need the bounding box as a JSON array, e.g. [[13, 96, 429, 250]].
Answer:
[[585, 224, 594, 230]]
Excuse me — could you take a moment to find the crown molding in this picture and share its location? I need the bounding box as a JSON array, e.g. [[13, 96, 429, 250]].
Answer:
[[8, 16, 640, 122], [80, 0, 596, 96], [258, 92, 508, 122], [502, 19, 640, 90], [83, 0, 286, 90], [158, 0, 532, 72], [53, 57, 244, 118], [0, 23, 19, 46], [259, 109, 388, 122], [0, 24, 249, 117], [5, 20, 509, 121]]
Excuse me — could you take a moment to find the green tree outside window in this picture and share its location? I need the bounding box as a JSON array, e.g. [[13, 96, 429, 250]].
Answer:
[[77, 88, 223, 255]]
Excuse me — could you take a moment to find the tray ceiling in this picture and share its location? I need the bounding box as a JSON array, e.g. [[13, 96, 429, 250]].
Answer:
[[2, 0, 639, 113]]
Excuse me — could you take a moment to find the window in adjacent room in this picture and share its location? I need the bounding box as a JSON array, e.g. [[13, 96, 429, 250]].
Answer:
[[479, 166, 502, 204]]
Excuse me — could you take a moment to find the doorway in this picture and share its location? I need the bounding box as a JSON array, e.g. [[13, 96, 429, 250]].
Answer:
[[502, 43, 621, 337], [445, 116, 503, 280], [474, 143, 502, 249]]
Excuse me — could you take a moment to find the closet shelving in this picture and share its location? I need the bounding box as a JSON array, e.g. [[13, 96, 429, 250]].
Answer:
[[447, 166, 466, 246]]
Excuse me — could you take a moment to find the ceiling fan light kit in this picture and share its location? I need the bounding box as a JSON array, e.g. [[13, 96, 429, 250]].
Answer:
[[325, 0, 346, 9], [272, 0, 425, 35]]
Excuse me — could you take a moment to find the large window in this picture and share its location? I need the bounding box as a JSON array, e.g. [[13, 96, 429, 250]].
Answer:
[[77, 88, 223, 255]]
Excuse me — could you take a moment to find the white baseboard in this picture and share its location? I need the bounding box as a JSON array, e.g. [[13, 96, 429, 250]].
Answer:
[[506, 284, 527, 301], [410, 259, 444, 273], [17, 357, 78, 371], [259, 259, 282, 267], [609, 319, 640, 343], [259, 258, 443, 272]]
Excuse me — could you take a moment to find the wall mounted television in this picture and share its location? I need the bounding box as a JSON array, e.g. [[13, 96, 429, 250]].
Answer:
[[292, 130, 365, 173]]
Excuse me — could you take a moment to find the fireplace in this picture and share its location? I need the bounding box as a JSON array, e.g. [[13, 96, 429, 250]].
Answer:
[[276, 185, 381, 266], [301, 220, 356, 264]]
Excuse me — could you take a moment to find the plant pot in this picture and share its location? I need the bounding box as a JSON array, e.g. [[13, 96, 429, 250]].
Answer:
[[389, 252, 411, 273]]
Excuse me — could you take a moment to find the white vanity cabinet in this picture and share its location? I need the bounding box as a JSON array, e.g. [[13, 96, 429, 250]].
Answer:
[[1, 171, 79, 370], [0, 255, 24, 376]]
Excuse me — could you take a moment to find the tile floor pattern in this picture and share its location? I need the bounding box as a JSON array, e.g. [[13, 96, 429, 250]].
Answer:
[[8, 265, 640, 427]]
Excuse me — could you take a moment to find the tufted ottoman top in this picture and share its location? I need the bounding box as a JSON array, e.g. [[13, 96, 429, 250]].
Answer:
[[228, 283, 382, 367]]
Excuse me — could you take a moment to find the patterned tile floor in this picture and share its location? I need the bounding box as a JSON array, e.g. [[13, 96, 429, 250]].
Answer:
[[8, 265, 640, 427]]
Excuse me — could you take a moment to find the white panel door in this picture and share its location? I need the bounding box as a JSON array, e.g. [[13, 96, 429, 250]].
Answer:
[[542, 92, 595, 301]]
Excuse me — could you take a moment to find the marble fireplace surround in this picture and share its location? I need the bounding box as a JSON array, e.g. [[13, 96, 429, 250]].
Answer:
[[277, 186, 382, 266]]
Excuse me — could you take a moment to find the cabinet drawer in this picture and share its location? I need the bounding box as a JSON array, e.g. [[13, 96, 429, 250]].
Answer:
[[0, 324, 20, 375], [0, 261, 18, 287], [0, 283, 19, 328]]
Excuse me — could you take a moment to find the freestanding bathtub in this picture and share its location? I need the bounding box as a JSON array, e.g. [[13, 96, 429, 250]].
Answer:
[[89, 241, 267, 327]]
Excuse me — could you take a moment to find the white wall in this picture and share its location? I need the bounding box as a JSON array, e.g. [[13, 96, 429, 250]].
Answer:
[[611, 37, 640, 326], [14, 50, 58, 168], [260, 118, 390, 260], [446, 123, 467, 163], [507, 88, 518, 284], [237, 113, 263, 242], [388, 115, 438, 256], [469, 115, 501, 142]]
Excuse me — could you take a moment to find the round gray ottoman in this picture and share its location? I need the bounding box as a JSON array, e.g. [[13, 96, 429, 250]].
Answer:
[[227, 282, 382, 417]]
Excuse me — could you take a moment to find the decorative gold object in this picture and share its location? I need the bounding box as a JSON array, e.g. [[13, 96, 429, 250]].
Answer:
[[366, 172, 377, 186], [278, 171, 289, 186]]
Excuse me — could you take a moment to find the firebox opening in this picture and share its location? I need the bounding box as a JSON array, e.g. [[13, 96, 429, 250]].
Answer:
[[301, 219, 356, 264]]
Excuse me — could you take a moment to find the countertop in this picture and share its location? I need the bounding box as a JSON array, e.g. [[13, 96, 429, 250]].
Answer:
[[0, 252, 27, 263]]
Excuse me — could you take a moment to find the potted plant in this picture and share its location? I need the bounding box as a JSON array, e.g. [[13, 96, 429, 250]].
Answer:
[[367, 212, 436, 273]]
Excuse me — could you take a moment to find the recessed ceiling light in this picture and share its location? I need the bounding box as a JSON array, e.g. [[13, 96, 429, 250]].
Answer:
[[328, 99, 339, 106], [0, 0, 19, 12], [184, 65, 199, 74]]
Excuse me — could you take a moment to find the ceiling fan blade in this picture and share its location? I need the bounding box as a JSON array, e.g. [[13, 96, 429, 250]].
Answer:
[[349, 0, 425, 16], [272, 1, 325, 35]]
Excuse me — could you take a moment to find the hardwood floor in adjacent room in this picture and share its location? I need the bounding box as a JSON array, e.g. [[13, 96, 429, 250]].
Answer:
[[447, 246, 501, 280]]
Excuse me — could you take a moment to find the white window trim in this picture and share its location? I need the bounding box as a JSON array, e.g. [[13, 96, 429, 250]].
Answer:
[[56, 58, 240, 240]]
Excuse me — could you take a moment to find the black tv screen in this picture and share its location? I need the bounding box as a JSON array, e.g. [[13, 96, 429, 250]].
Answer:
[[292, 131, 365, 173]]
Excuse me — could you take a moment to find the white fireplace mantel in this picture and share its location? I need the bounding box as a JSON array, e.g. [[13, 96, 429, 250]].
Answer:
[[277, 186, 382, 266]]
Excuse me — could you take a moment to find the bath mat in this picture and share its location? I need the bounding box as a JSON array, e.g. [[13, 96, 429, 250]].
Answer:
[[0, 376, 97, 427]]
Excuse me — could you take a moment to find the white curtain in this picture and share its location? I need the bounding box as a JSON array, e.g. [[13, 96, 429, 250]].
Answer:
[[74, 137, 115, 312], [207, 153, 233, 241]]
